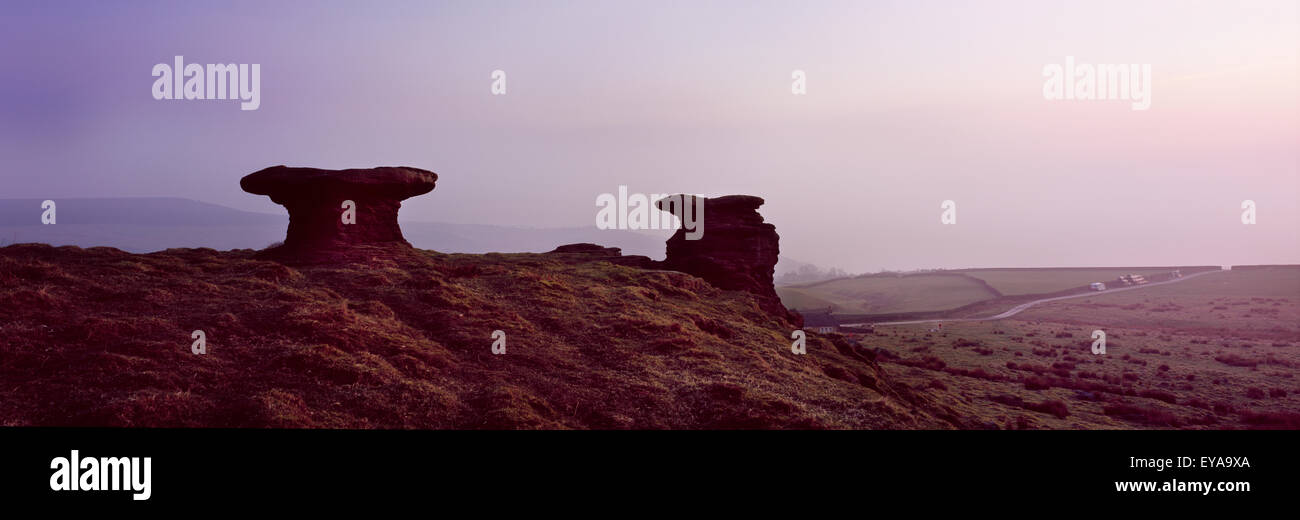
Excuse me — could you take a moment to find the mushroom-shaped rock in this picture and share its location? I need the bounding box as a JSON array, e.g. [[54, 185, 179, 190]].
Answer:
[[241, 165, 436, 254], [656, 194, 796, 323]]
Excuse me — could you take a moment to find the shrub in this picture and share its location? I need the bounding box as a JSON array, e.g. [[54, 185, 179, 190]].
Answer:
[[1026, 400, 1069, 419], [1240, 410, 1300, 429], [1215, 354, 1257, 367], [1023, 376, 1052, 391], [1103, 403, 1181, 427], [1138, 389, 1178, 404]]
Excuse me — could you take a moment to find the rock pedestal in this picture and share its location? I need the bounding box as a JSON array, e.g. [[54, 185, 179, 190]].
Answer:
[[240, 165, 436, 257], [656, 194, 795, 322]]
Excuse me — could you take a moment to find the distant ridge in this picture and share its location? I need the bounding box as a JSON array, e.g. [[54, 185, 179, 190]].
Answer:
[[0, 197, 667, 257]]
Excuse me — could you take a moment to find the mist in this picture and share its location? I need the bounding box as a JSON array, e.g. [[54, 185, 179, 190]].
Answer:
[[1, 0, 1295, 272]]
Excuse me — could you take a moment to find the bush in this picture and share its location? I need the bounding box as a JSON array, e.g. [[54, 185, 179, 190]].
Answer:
[[1215, 354, 1258, 368], [1138, 389, 1178, 404], [1240, 410, 1300, 429], [1023, 376, 1052, 391], [1026, 399, 1070, 419], [1103, 403, 1181, 427], [1245, 387, 1266, 399]]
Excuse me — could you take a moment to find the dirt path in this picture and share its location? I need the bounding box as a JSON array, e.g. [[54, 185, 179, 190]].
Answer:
[[842, 269, 1224, 327]]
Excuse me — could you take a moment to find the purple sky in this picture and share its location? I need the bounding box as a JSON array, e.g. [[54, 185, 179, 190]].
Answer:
[[1, 0, 1296, 271]]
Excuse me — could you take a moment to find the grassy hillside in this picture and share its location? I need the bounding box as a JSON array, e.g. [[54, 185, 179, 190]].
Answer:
[[0, 243, 954, 429], [774, 286, 839, 312], [780, 273, 998, 314]]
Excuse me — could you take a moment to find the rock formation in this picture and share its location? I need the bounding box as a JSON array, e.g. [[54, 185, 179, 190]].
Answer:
[[547, 243, 655, 268], [656, 194, 796, 323], [241, 165, 436, 258], [548, 243, 623, 256]]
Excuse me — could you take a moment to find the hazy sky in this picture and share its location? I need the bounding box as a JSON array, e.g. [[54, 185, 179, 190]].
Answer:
[[1, 0, 1295, 271]]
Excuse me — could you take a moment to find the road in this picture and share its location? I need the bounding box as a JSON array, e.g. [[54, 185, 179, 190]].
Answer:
[[841, 269, 1224, 327]]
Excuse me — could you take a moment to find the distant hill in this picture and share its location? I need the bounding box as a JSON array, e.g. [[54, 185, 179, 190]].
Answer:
[[0, 198, 666, 258]]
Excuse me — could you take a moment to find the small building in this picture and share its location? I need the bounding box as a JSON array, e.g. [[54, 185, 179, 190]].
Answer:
[[802, 311, 838, 334], [1089, 282, 1106, 291]]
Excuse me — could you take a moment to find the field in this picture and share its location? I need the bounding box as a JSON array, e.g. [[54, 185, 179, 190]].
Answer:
[[843, 266, 1300, 429], [779, 266, 1221, 316], [958, 268, 1192, 296], [779, 273, 997, 314], [773, 286, 839, 311]]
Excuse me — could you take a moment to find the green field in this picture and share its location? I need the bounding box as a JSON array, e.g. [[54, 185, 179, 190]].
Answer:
[[774, 286, 840, 311], [781, 266, 1223, 316], [960, 268, 1180, 296], [779, 273, 997, 314]]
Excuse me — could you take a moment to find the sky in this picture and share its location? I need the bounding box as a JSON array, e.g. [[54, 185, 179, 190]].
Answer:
[[1, 0, 1296, 272]]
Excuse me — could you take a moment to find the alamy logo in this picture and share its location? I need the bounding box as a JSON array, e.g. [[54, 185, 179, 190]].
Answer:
[[1241, 200, 1256, 224], [1043, 56, 1151, 110], [1091, 329, 1106, 355], [596, 186, 705, 240], [191, 330, 206, 354], [491, 70, 507, 95], [50, 450, 151, 501], [940, 200, 957, 225], [41, 200, 56, 224], [341, 200, 357, 225], [152, 56, 261, 110], [491, 330, 506, 355]]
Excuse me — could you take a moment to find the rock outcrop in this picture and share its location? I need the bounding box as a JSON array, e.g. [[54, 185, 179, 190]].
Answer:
[[547, 243, 655, 268], [656, 194, 796, 323], [241, 165, 436, 258]]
